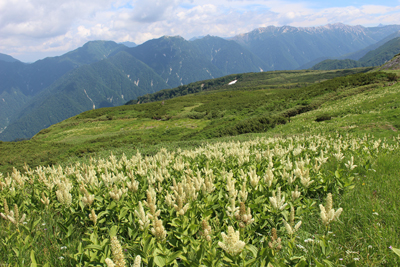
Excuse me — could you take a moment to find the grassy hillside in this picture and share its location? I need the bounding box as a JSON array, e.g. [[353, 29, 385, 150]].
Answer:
[[127, 68, 371, 105], [0, 67, 399, 266], [0, 67, 391, 173]]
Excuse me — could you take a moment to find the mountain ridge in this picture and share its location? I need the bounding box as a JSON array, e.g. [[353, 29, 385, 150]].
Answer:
[[311, 37, 400, 70], [2, 23, 400, 140]]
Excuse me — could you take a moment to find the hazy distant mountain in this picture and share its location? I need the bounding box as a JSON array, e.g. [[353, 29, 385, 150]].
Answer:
[[127, 36, 225, 88], [126, 35, 272, 88], [189, 36, 205, 41], [231, 23, 400, 70], [339, 30, 400, 61], [311, 37, 400, 70], [2, 23, 400, 140], [358, 37, 400, 66], [192, 35, 268, 73], [120, 41, 137, 48], [0, 41, 127, 134], [0, 51, 169, 141], [0, 53, 19, 63]]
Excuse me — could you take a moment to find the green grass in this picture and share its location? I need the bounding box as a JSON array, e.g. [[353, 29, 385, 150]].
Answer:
[[1, 68, 400, 266], [0, 69, 397, 175]]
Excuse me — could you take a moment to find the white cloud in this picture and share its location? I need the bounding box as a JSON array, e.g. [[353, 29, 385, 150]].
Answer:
[[0, 0, 399, 62]]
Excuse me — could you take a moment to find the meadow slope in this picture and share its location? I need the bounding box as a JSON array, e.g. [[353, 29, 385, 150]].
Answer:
[[0, 67, 399, 266]]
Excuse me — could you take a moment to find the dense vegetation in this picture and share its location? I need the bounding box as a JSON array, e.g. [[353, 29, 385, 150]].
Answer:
[[1, 64, 400, 266], [128, 68, 372, 105], [2, 132, 399, 266], [310, 59, 363, 71], [0, 69, 395, 175]]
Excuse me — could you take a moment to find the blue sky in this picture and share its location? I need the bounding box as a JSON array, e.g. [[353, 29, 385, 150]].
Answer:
[[1, 0, 399, 62]]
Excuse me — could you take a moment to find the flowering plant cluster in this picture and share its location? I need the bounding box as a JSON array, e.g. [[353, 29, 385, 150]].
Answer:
[[0, 133, 397, 266]]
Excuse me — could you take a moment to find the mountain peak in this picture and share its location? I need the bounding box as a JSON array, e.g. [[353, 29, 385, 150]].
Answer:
[[0, 53, 20, 63]]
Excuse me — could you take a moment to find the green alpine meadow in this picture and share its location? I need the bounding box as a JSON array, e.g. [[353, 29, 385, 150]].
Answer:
[[1, 54, 400, 267]]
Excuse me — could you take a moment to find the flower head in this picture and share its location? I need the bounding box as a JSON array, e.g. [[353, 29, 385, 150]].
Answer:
[[218, 226, 246, 256]]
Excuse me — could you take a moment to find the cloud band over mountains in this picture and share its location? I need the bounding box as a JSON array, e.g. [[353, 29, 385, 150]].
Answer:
[[1, 0, 399, 62]]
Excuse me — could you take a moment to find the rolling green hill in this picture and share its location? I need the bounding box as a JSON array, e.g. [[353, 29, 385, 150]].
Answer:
[[127, 68, 371, 105], [4, 66, 397, 173]]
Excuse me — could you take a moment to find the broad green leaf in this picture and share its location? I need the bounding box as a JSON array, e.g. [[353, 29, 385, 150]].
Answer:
[[294, 260, 308, 267], [222, 256, 233, 263], [244, 258, 256, 266], [30, 250, 37, 267], [98, 210, 109, 219], [167, 251, 182, 264], [322, 259, 335, 267], [154, 255, 166, 267], [109, 225, 118, 237], [392, 247, 400, 257], [118, 207, 129, 220], [66, 224, 75, 239], [12, 248, 19, 257], [312, 257, 325, 267], [84, 244, 103, 250], [246, 244, 258, 258]]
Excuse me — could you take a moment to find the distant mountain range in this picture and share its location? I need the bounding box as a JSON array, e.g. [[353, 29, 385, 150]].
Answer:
[[311, 37, 400, 70], [0, 53, 20, 63], [1, 23, 400, 141]]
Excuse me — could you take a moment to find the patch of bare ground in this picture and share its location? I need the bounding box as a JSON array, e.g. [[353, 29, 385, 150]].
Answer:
[[381, 55, 400, 70], [388, 124, 398, 131]]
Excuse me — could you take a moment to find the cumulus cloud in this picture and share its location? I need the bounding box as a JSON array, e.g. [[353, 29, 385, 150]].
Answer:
[[0, 0, 399, 62]]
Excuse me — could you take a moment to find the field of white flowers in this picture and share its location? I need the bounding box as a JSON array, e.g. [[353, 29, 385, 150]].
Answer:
[[0, 133, 399, 266]]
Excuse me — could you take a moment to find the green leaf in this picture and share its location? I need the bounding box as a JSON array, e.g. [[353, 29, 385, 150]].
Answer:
[[246, 244, 258, 258], [392, 247, 400, 257], [244, 258, 256, 266], [108, 201, 117, 210], [31, 218, 41, 231], [312, 257, 325, 267], [57, 222, 68, 234], [118, 207, 129, 220], [12, 248, 19, 257], [322, 259, 335, 267], [154, 255, 166, 267], [84, 244, 103, 251], [222, 256, 233, 263], [98, 210, 109, 219], [66, 224, 75, 239], [109, 225, 118, 237], [30, 250, 37, 267], [294, 260, 308, 267], [346, 261, 357, 267], [167, 251, 182, 264]]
